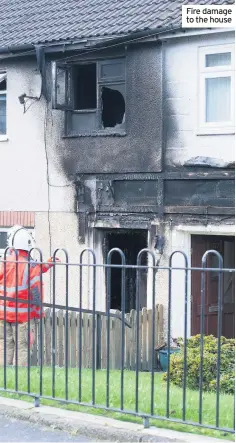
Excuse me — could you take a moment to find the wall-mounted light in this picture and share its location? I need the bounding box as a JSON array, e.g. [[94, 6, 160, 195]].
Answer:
[[154, 235, 165, 254], [18, 93, 40, 113], [18, 93, 39, 105], [18, 93, 27, 104]]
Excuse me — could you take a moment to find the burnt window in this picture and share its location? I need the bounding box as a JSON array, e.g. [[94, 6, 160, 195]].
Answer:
[[73, 64, 97, 110], [101, 86, 125, 128], [52, 58, 126, 134]]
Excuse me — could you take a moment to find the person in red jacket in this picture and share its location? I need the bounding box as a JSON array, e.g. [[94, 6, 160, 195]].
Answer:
[[0, 225, 59, 366]]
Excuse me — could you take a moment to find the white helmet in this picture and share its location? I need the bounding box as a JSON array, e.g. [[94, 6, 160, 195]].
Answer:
[[7, 225, 36, 252]]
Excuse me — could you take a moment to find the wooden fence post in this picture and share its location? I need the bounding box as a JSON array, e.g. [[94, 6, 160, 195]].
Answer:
[[82, 313, 88, 368], [147, 309, 153, 371], [130, 309, 137, 370], [142, 307, 148, 371], [125, 312, 131, 369], [45, 308, 51, 366], [101, 315, 107, 370], [70, 311, 77, 368], [58, 310, 64, 367], [76, 312, 82, 369], [96, 314, 102, 370], [31, 319, 38, 366]]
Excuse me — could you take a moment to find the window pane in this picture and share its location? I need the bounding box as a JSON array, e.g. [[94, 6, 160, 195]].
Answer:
[[69, 111, 97, 133], [74, 64, 97, 110], [206, 52, 231, 67], [0, 232, 7, 249], [0, 79, 6, 91], [0, 94, 6, 134], [100, 61, 124, 80], [56, 67, 66, 107], [206, 77, 231, 122]]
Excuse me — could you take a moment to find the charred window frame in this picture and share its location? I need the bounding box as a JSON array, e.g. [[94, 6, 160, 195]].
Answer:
[[52, 58, 126, 135]]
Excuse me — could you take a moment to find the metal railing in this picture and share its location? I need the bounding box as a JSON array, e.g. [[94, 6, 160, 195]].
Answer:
[[0, 247, 235, 434]]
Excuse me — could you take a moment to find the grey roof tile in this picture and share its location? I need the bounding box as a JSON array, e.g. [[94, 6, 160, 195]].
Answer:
[[1, 0, 234, 49]]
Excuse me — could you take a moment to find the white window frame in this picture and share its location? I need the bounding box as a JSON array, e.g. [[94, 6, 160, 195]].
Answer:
[[0, 72, 7, 142], [0, 228, 35, 259], [197, 44, 235, 135]]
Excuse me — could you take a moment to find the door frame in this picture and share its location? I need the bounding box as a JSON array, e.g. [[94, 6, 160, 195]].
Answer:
[[87, 222, 152, 312], [103, 229, 148, 312], [170, 224, 235, 338]]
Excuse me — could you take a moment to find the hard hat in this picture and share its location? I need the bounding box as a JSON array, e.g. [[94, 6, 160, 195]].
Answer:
[[7, 225, 36, 252]]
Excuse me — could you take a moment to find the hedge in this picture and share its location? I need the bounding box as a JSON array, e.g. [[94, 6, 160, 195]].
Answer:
[[163, 335, 235, 394]]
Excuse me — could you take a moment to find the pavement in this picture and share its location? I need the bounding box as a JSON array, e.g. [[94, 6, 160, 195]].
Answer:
[[0, 416, 94, 442], [0, 396, 232, 443]]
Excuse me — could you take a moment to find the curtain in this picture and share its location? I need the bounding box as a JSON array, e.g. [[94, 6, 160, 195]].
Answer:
[[206, 76, 231, 122], [0, 94, 6, 135]]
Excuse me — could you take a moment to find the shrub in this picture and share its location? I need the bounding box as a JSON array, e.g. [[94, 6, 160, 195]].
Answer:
[[163, 335, 235, 394]]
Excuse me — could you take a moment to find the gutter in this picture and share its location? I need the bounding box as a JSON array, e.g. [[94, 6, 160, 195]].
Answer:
[[52, 25, 182, 59], [0, 43, 34, 54], [0, 22, 233, 58]]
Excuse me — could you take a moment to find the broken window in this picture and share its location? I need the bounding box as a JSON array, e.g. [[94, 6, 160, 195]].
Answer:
[[101, 85, 125, 128], [52, 58, 126, 134]]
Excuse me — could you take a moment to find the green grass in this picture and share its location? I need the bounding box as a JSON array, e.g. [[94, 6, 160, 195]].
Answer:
[[0, 367, 234, 441]]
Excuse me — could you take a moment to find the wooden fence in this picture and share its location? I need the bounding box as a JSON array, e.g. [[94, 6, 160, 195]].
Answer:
[[31, 305, 164, 371]]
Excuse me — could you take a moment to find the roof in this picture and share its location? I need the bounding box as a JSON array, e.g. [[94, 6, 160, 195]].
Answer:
[[1, 0, 235, 50]]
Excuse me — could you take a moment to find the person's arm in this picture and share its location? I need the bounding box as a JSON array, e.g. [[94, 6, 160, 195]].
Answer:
[[42, 257, 57, 273], [28, 258, 60, 306], [30, 257, 61, 274]]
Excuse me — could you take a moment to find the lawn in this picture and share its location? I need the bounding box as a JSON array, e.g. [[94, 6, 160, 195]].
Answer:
[[0, 367, 234, 441]]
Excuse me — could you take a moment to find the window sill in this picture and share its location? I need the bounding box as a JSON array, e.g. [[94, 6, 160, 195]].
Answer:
[[0, 135, 8, 142], [197, 126, 235, 136], [62, 130, 127, 138]]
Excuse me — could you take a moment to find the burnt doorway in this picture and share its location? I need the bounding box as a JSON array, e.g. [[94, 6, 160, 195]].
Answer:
[[191, 235, 235, 338], [103, 229, 147, 312]]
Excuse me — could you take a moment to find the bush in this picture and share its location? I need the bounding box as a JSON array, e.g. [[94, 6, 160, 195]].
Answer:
[[163, 335, 235, 394]]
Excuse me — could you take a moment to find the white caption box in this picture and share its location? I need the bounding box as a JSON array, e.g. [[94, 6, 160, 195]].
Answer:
[[182, 5, 236, 28]]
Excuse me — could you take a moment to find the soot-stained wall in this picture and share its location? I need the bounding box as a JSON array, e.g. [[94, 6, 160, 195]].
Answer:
[[52, 44, 164, 175], [165, 179, 235, 208]]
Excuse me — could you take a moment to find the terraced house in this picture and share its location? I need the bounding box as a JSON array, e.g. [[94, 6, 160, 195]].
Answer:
[[0, 0, 235, 339]]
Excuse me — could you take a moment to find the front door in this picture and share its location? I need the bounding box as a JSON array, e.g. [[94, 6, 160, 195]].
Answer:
[[191, 235, 235, 338]]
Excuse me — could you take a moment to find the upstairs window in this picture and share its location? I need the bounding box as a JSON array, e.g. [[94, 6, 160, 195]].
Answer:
[[0, 73, 7, 140], [198, 44, 235, 134], [52, 58, 126, 135]]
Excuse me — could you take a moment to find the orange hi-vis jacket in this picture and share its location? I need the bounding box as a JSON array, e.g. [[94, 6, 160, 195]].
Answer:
[[0, 250, 53, 323]]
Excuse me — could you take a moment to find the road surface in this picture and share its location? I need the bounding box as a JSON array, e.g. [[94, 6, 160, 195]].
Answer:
[[0, 416, 95, 442]]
